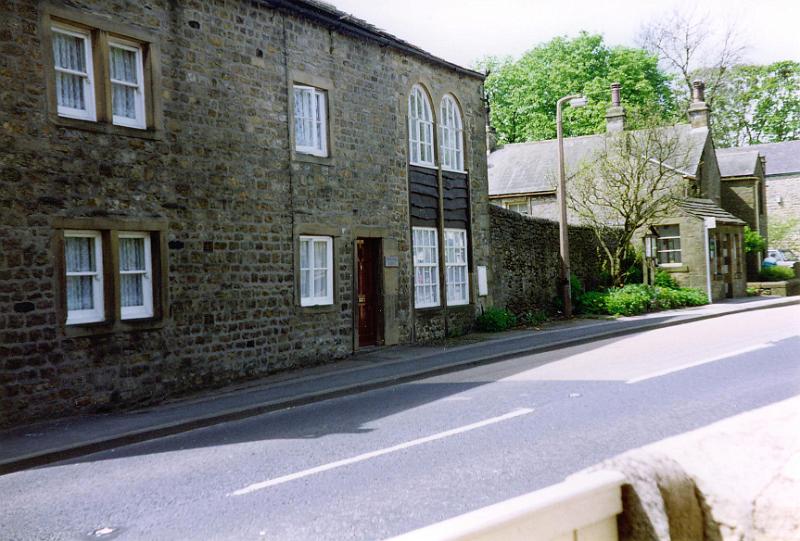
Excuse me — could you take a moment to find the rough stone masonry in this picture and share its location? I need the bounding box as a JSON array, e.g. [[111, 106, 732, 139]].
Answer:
[[0, 0, 490, 427]]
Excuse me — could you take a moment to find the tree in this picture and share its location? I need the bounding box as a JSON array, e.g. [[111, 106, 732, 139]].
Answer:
[[711, 62, 800, 147], [478, 32, 674, 144], [568, 117, 694, 285], [638, 9, 746, 111]]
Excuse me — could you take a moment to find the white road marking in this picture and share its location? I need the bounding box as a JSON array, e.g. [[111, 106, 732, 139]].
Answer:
[[626, 343, 771, 384], [229, 407, 534, 496]]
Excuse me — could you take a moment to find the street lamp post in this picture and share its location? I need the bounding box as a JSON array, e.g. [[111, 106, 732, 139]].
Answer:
[[555, 94, 587, 317]]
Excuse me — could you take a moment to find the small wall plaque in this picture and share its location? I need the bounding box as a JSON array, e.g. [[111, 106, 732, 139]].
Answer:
[[477, 265, 488, 296], [384, 255, 399, 268]]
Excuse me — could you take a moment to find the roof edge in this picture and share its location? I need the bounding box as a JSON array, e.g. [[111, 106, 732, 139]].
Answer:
[[266, 0, 485, 80]]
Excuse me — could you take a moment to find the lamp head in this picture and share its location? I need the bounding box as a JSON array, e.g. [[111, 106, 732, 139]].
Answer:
[[569, 97, 588, 108]]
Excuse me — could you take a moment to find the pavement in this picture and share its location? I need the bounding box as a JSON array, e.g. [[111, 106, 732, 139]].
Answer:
[[1, 295, 797, 476]]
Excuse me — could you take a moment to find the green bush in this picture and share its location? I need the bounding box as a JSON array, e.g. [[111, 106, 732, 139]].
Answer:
[[759, 266, 795, 281], [653, 270, 680, 289], [476, 307, 517, 332], [520, 309, 548, 326], [744, 226, 767, 254], [583, 284, 708, 316], [657, 287, 707, 307], [577, 290, 609, 314], [605, 284, 654, 316]]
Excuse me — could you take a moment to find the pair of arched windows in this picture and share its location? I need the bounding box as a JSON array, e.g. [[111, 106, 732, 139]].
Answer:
[[408, 85, 464, 172]]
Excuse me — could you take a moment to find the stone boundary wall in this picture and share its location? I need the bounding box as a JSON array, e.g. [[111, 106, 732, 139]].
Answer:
[[488, 206, 610, 314]]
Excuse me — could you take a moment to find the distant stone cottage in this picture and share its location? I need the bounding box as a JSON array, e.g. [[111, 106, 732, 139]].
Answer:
[[488, 82, 748, 300], [0, 0, 492, 426]]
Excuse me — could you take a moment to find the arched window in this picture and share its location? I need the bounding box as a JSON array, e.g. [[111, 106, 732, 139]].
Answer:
[[439, 95, 464, 171], [408, 85, 434, 167]]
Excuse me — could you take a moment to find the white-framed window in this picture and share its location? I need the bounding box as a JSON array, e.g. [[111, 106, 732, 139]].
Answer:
[[656, 225, 682, 265], [119, 232, 153, 319], [505, 201, 529, 216], [408, 85, 434, 167], [439, 95, 464, 172], [300, 236, 333, 306], [52, 25, 96, 121], [293, 85, 328, 156], [445, 228, 469, 306], [412, 227, 440, 308], [65, 230, 104, 324], [109, 40, 146, 129]]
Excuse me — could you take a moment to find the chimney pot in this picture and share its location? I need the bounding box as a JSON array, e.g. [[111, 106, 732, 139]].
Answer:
[[605, 83, 625, 132], [692, 80, 706, 103], [610, 82, 621, 107]]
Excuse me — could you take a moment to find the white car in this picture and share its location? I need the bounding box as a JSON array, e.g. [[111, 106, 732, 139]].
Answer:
[[767, 249, 798, 268]]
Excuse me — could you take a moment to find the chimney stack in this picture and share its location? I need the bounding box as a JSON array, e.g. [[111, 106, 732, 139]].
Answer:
[[688, 80, 710, 129], [605, 82, 626, 132]]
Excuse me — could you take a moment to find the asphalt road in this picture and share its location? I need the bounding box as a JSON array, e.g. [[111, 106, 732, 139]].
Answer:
[[2, 305, 799, 541]]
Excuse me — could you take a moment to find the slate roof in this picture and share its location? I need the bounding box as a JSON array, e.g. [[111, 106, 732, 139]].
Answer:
[[277, 0, 483, 79], [715, 148, 761, 178], [677, 198, 746, 225], [488, 124, 709, 197], [733, 140, 800, 177]]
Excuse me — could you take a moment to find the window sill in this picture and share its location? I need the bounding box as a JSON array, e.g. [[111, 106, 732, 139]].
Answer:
[[658, 264, 689, 273], [409, 162, 437, 171], [51, 114, 163, 140], [63, 316, 166, 338], [296, 303, 337, 314], [293, 152, 333, 166]]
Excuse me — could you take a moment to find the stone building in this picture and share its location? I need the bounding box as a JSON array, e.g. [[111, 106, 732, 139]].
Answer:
[[727, 140, 800, 255], [716, 147, 768, 276], [0, 0, 492, 426], [488, 82, 747, 300]]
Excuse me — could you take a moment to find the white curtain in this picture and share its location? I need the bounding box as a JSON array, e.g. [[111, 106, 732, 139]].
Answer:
[[120, 238, 144, 307], [65, 237, 94, 310], [110, 47, 138, 119], [53, 32, 87, 110], [313, 240, 327, 298]]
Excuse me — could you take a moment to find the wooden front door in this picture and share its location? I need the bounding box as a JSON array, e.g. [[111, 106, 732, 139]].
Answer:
[[357, 238, 382, 347]]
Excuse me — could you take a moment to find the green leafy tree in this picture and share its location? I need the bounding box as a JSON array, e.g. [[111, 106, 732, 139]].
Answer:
[[478, 33, 675, 144], [710, 62, 800, 147]]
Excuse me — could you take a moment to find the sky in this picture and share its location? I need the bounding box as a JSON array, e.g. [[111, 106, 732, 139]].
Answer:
[[328, 0, 800, 70]]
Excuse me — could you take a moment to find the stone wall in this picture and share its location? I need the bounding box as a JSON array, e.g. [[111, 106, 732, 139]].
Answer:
[[0, 0, 488, 427], [767, 174, 800, 254], [488, 206, 609, 314]]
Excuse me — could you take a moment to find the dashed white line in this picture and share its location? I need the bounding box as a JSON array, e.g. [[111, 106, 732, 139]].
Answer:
[[229, 407, 534, 496]]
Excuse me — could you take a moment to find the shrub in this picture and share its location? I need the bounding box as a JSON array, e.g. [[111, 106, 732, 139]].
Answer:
[[658, 287, 707, 307], [759, 266, 795, 281], [577, 290, 609, 314], [570, 273, 583, 303], [744, 226, 767, 254], [653, 270, 679, 289], [605, 284, 653, 316], [520, 309, 548, 326], [476, 307, 517, 332]]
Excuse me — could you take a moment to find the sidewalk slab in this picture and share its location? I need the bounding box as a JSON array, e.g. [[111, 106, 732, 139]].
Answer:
[[1, 295, 796, 475]]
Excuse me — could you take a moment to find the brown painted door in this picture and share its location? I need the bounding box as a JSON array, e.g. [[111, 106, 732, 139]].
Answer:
[[357, 238, 381, 347]]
